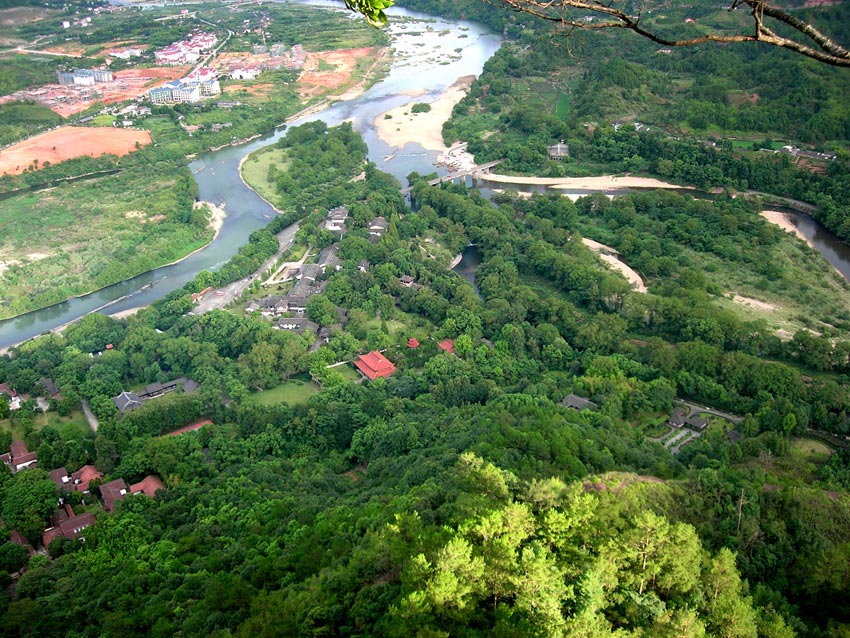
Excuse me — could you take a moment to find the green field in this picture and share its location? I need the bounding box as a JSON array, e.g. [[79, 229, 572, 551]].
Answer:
[[248, 379, 321, 406], [0, 165, 210, 319], [336, 364, 362, 382], [0, 409, 90, 441], [793, 437, 834, 458], [241, 147, 290, 206]]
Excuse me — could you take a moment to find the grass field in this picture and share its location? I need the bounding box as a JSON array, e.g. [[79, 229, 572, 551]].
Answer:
[[0, 409, 90, 441], [793, 437, 834, 458], [241, 146, 289, 205], [0, 165, 211, 319], [336, 364, 362, 382], [249, 379, 321, 406]]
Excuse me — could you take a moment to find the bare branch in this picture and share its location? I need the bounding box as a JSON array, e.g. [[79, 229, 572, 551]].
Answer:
[[492, 0, 850, 67]]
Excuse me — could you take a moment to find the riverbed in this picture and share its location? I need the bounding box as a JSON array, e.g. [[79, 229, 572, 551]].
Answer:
[[0, 3, 501, 348]]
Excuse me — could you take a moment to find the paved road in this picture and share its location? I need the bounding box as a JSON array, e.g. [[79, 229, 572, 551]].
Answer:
[[676, 400, 743, 424], [194, 221, 300, 314], [81, 399, 99, 433]]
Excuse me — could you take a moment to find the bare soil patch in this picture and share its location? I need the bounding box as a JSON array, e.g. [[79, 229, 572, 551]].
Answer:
[[298, 47, 375, 99], [0, 126, 151, 176], [731, 294, 777, 312]]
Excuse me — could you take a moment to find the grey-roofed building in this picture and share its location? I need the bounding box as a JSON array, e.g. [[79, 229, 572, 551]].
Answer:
[[287, 296, 309, 314], [369, 217, 388, 241], [113, 390, 142, 412], [37, 377, 60, 398], [300, 264, 323, 281], [318, 245, 341, 272], [561, 394, 597, 411], [277, 318, 319, 335]]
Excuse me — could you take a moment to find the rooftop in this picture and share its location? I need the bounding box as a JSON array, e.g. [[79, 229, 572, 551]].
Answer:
[[354, 351, 396, 380]]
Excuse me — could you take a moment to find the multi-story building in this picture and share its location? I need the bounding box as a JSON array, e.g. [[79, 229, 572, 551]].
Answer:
[[93, 69, 113, 83]]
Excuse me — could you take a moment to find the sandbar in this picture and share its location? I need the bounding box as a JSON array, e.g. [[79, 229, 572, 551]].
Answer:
[[373, 75, 475, 151], [480, 174, 693, 190], [761, 210, 813, 248], [581, 237, 647, 293]]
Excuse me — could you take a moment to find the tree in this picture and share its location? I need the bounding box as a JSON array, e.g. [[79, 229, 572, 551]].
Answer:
[[2, 470, 58, 545]]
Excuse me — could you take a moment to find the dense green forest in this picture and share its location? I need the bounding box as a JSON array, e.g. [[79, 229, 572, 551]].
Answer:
[[1, 122, 850, 636], [1, 1, 850, 636], [397, 0, 850, 241]]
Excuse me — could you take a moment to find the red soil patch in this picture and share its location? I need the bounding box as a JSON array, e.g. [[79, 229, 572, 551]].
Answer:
[[114, 67, 187, 82], [298, 47, 375, 99], [0, 126, 151, 176], [167, 418, 214, 437]]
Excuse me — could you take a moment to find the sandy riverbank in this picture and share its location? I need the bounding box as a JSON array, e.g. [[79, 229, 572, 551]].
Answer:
[[109, 306, 144, 320], [373, 75, 475, 151], [581, 237, 647, 293], [761, 210, 814, 248], [481, 173, 694, 190]]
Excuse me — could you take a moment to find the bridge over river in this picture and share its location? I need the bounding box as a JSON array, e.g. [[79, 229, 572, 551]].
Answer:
[[400, 159, 504, 196]]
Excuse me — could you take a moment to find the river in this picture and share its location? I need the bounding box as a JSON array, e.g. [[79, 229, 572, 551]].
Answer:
[[2, 4, 850, 348], [0, 2, 501, 348]]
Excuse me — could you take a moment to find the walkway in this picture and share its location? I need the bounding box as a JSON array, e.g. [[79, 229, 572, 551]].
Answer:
[[81, 399, 98, 433]]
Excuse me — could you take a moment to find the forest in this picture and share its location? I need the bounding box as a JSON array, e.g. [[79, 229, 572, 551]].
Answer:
[[0, 120, 849, 635], [0, 0, 850, 635]]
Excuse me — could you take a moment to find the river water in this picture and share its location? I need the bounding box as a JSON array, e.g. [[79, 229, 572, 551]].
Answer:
[[0, 3, 501, 348]]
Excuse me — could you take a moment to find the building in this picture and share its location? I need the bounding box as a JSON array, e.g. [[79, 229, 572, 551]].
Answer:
[[42, 506, 96, 547], [130, 475, 165, 498], [324, 206, 349, 233], [57, 71, 76, 86], [369, 217, 389, 240], [109, 47, 143, 59], [172, 82, 201, 103], [231, 67, 261, 80], [354, 351, 396, 380], [37, 377, 60, 398], [100, 478, 128, 512], [49, 467, 72, 491], [0, 441, 38, 473], [72, 69, 95, 86], [276, 318, 319, 335], [669, 411, 709, 431], [113, 390, 143, 412], [71, 465, 103, 492], [149, 85, 173, 105], [547, 142, 570, 161], [437, 339, 455, 354], [561, 394, 597, 411], [93, 69, 113, 83], [318, 245, 341, 272]]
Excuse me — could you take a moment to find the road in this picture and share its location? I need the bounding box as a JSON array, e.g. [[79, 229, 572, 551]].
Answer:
[[81, 399, 99, 433], [194, 221, 300, 315], [676, 400, 743, 424]]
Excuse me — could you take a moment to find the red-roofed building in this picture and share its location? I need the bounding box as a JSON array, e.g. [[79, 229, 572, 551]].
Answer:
[[407, 337, 420, 349], [3, 441, 38, 473], [438, 339, 455, 354], [100, 478, 128, 512], [130, 475, 165, 498], [49, 467, 71, 490], [71, 465, 103, 492], [42, 511, 96, 547], [353, 351, 396, 380]]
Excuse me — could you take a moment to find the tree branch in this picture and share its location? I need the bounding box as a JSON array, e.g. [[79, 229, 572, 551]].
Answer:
[[493, 0, 850, 67]]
